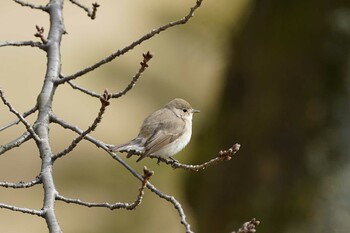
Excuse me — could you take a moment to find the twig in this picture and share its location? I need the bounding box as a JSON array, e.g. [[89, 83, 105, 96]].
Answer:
[[51, 114, 195, 233], [57, 0, 203, 83], [56, 166, 153, 210], [13, 0, 48, 11], [34, 25, 48, 44], [65, 51, 153, 99], [0, 176, 42, 189], [0, 202, 44, 217], [52, 89, 111, 161], [0, 131, 31, 155], [0, 89, 41, 142], [0, 41, 46, 50], [148, 143, 241, 171], [69, 0, 100, 19], [0, 105, 38, 132], [111, 51, 153, 98], [232, 218, 260, 233]]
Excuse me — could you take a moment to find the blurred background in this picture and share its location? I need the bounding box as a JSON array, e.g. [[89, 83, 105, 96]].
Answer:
[[1, 0, 349, 233]]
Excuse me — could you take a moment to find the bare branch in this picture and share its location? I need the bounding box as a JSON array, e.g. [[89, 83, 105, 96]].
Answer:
[[0, 105, 38, 132], [51, 114, 194, 233], [34, 25, 48, 44], [0, 89, 41, 142], [56, 166, 153, 210], [69, 0, 100, 19], [13, 0, 48, 11], [0, 41, 46, 50], [150, 143, 241, 171], [111, 51, 153, 98], [52, 90, 111, 161], [57, 0, 203, 83], [0, 176, 42, 189], [232, 218, 260, 233], [67, 80, 100, 98], [0, 131, 31, 155], [0, 202, 44, 217]]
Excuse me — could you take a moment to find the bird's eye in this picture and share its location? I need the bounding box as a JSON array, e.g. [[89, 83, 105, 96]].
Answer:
[[182, 109, 188, 113]]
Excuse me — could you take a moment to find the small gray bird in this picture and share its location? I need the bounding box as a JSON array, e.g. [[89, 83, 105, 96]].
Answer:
[[109, 98, 199, 162]]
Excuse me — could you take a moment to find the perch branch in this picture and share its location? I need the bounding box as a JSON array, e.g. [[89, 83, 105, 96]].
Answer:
[[0, 105, 38, 132], [0, 131, 31, 155], [52, 89, 111, 161], [56, 167, 153, 210], [232, 218, 260, 233], [0, 202, 44, 217], [13, 0, 48, 11], [69, 0, 100, 19], [0, 89, 41, 142], [50, 114, 194, 233], [57, 0, 203, 83], [0, 41, 46, 50], [0, 176, 42, 189], [149, 143, 241, 171]]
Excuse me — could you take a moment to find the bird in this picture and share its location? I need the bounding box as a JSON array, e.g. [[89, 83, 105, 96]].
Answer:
[[109, 98, 200, 162]]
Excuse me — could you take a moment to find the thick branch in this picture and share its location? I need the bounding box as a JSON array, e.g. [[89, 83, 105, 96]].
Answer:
[[0, 41, 46, 50], [0, 176, 42, 189], [56, 167, 153, 210], [52, 90, 110, 161], [57, 0, 203, 83], [0, 203, 44, 217], [0, 131, 31, 155], [0, 89, 41, 142], [13, 0, 48, 11]]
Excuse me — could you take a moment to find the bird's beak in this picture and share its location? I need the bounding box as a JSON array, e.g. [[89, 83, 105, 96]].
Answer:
[[191, 109, 200, 113]]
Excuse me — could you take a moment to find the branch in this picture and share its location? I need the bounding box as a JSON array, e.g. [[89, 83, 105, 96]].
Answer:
[[13, 0, 48, 11], [34, 25, 48, 44], [150, 143, 241, 171], [0, 89, 41, 142], [56, 166, 153, 210], [0, 131, 31, 155], [0, 105, 38, 132], [0, 41, 46, 50], [65, 51, 153, 98], [57, 0, 203, 83], [0, 176, 42, 189], [111, 51, 153, 98], [0, 202, 44, 217], [69, 0, 100, 19], [232, 218, 260, 233], [52, 89, 111, 161], [50, 114, 194, 233]]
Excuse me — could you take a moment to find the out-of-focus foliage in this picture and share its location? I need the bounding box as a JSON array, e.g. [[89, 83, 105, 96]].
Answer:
[[186, 0, 350, 233]]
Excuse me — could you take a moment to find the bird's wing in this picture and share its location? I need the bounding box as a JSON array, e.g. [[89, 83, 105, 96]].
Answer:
[[136, 118, 185, 162]]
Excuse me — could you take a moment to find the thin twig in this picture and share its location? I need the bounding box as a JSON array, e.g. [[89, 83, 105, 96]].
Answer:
[[0, 105, 38, 132], [52, 89, 111, 161], [34, 25, 47, 44], [232, 218, 260, 233], [111, 51, 153, 98], [0, 89, 41, 142], [0, 131, 31, 155], [67, 80, 100, 98], [57, 0, 203, 83], [13, 0, 48, 11], [0, 202, 44, 217], [0, 176, 42, 189], [56, 166, 153, 210], [0, 41, 46, 50], [148, 143, 241, 171], [69, 0, 100, 19]]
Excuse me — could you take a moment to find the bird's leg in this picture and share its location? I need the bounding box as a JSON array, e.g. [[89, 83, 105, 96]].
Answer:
[[168, 156, 179, 163]]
